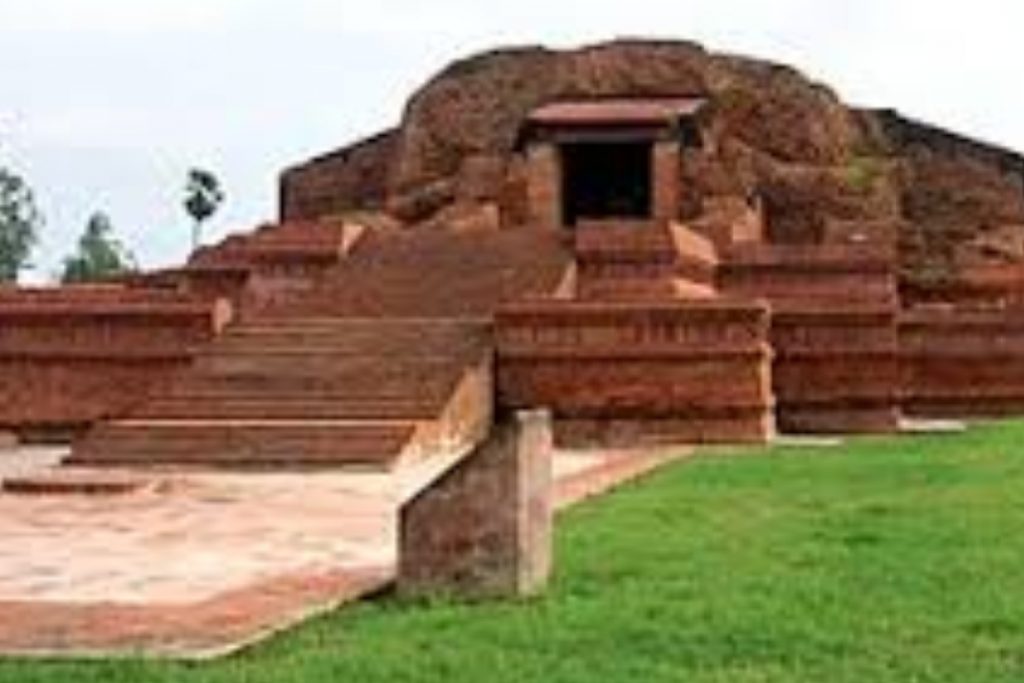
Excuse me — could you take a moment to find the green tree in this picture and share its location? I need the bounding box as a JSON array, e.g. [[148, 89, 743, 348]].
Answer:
[[184, 168, 225, 251], [61, 212, 137, 283], [0, 168, 41, 283]]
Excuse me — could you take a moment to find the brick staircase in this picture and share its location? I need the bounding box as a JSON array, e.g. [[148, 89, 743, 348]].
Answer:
[[67, 227, 571, 470], [265, 227, 571, 318], [69, 318, 492, 470]]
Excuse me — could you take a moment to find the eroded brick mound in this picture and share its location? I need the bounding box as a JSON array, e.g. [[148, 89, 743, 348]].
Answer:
[[281, 39, 1024, 291]]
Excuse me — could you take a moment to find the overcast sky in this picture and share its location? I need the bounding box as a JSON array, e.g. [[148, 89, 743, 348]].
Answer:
[[2, 0, 1023, 281]]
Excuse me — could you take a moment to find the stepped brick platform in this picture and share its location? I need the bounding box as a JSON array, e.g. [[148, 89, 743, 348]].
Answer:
[[69, 318, 492, 470], [573, 221, 718, 300], [771, 305, 900, 433], [65, 227, 573, 470], [496, 299, 774, 446], [179, 220, 365, 309], [266, 227, 571, 318], [0, 286, 229, 441], [719, 241, 902, 434], [902, 263, 1024, 308], [719, 242, 898, 305], [10, 37, 1024, 658], [901, 306, 1024, 417]]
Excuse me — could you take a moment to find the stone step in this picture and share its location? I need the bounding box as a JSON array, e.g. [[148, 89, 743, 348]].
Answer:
[[69, 420, 416, 469], [162, 373, 459, 398], [189, 354, 473, 379], [221, 322, 485, 340], [136, 396, 449, 420], [209, 333, 486, 360]]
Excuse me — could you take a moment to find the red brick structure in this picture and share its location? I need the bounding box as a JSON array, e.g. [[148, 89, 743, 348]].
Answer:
[[900, 307, 1024, 418], [7, 38, 1024, 604], [4, 39, 1024, 462], [0, 286, 229, 441], [719, 242, 902, 433], [495, 299, 773, 445]]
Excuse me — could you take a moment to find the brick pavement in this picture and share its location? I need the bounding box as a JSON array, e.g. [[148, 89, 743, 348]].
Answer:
[[0, 444, 687, 658]]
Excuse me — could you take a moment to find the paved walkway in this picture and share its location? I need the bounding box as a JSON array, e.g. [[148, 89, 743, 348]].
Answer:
[[0, 444, 687, 658]]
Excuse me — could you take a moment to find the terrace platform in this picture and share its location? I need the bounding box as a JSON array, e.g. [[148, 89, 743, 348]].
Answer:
[[0, 444, 686, 659]]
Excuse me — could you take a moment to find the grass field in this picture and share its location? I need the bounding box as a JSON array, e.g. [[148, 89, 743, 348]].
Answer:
[[5, 421, 1024, 682]]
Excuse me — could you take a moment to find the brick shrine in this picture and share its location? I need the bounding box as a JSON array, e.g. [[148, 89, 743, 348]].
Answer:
[[3, 38, 1024, 468], [1, 37, 1024, 611]]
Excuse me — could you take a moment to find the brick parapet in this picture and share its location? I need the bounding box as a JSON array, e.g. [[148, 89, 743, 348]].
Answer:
[[770, 304, 900, 433], [0, 287, 227, 434], [900, 306, 1024, 417], [719, 242, 898, 306], [495, 300, 773, 445]]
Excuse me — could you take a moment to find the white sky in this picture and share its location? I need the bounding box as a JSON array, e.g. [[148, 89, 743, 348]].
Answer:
[[1, 0, 1023, 281]]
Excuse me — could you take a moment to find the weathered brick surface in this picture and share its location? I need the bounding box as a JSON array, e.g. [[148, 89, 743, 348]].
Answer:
[[719, 242, 898, 305], [398, 410, 552, 599], [771, 305, 901, 434], [69, 318, 493, 469], [495, 300, 774, 446], [718, 242, 902, 434], [573, 221, 717, 301], [526, 144, 562, 230], [900, 307, 1024, 417], [280, 131, 398, 221], [653, 141, 682, 223], [183, 220, 362, 313], [901, 263, 1024, 308], [0, 287, 226, 437], [259, 228, 571, 319]]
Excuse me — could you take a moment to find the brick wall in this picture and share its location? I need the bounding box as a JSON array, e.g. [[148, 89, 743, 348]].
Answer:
[[573, 221, 718, 301], [901, 307, 1024, 417], [719, 241, 902, 434], [719, 242, 897, 305], [495, 299, 774, 446], [183, 220, 362, 315], [279, 131, 398, 221], [772, 305, 900, 433], [0, 287, 227, 439], [901, 263, 1024, 308]]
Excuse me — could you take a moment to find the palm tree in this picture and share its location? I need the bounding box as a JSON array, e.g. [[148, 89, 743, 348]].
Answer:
[[184, 168, 225, 251]]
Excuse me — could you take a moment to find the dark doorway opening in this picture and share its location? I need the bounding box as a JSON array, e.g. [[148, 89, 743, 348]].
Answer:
[[561, 141, 652, 227]]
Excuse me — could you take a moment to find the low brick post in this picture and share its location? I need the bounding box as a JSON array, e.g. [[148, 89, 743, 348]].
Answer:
[[398, 410, 553, 600]]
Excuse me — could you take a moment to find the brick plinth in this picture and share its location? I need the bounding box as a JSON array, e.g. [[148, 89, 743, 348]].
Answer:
[[719, 242, 898, 306], [496, 300, 774, 446], [771, 305, 901, 434], [398, 410, 553, 600], [0, 287, 227, 437], [901, 307, 1024, 418]]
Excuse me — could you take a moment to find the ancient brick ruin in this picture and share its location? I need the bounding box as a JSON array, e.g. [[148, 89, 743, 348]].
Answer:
[[3, 38, 1024, 466]]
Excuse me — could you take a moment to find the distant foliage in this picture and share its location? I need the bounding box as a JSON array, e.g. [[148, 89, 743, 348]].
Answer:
[[184, 168, 225, 250], [61, 212, 137, 284], [0, 168, 41, 283]]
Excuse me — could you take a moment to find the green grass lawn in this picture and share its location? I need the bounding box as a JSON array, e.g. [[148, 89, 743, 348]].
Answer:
[[6, 421, 1024, 682]]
